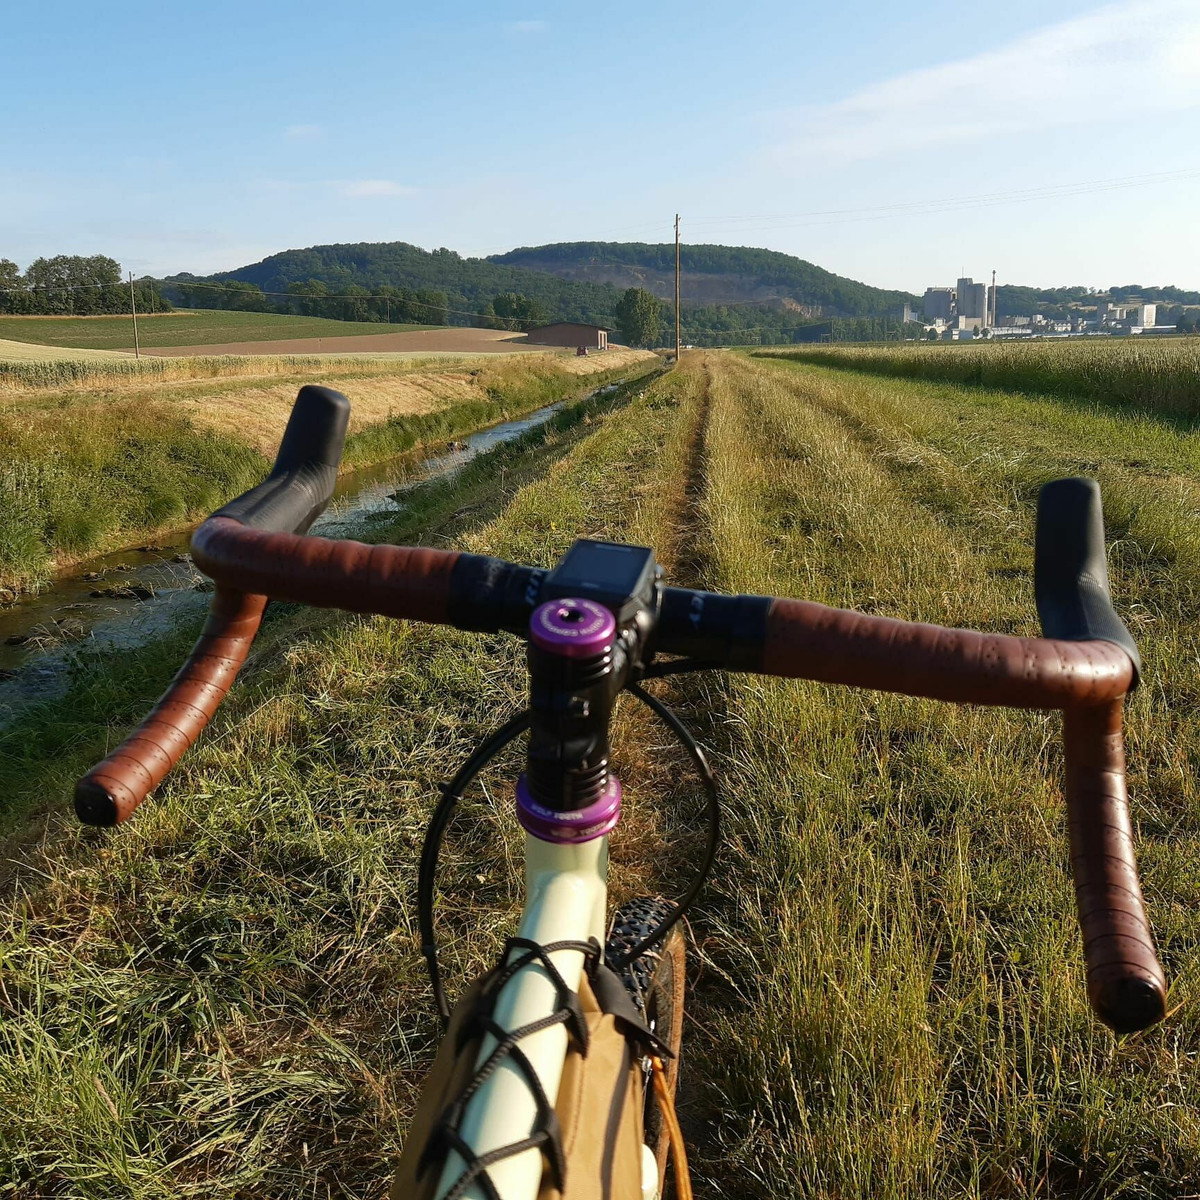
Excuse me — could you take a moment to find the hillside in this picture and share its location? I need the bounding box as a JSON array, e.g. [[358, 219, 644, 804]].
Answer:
[[165, 240, 914, 330], [490, 241, 918, 316], [177, 243, 623, 326]]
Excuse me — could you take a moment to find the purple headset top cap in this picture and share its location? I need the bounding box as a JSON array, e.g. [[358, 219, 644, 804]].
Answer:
[[529, 597, 615, 658]]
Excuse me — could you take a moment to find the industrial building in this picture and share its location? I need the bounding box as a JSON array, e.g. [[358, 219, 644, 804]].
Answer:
[[922, 287, 955, 321], [956, 277, 990, 321], [921, 277, 992, 327]]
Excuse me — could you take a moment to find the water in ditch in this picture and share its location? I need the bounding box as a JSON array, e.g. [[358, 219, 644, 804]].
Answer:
[[0, 397, 582, 716]]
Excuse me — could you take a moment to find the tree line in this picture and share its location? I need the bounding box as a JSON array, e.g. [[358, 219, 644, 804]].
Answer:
[[168, 277, 452, 325], [0, 255, 167, 315]]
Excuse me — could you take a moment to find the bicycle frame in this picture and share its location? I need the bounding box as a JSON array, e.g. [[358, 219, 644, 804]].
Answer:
[[436, 833, 611, 1200]]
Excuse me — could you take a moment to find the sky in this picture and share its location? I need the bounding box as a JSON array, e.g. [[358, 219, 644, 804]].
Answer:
[[2, 0, 1199, 293]]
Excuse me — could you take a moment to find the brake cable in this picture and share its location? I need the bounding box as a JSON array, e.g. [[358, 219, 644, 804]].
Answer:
[[416, 669, 720, 1022]]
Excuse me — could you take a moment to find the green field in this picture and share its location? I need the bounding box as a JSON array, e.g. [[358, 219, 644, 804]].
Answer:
[[0, 309, 437, 351], [760, 335, 1200, 418], [1, 348, 1198, 1197]]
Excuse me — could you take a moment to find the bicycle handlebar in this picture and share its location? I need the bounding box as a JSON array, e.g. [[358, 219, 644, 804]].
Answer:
[[74, 388, 1167, 1032]]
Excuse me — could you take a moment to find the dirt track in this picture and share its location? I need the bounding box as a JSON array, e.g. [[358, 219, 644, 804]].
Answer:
[[142, 327, 536, 357]]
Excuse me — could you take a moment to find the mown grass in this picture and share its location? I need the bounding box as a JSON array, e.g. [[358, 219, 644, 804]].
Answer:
[[0, 355, 656, 595], [0, 311, 438, 352], [757, 337, 1200, 419], [0, 367, 698, 1197], [4, 349, 1196, 1198], [683, 354, 1200, 1197]]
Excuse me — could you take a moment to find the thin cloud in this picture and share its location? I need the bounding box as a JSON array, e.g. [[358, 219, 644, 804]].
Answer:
[[775, 0, 1200, 163], [336, 179, 417, 198], [508, 19, 548, 32], [284, 124, 325, 141]]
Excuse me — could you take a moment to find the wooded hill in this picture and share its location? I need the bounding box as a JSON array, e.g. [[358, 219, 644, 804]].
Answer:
[[164, 240, 916, 334], [490, 242, 919, 316]]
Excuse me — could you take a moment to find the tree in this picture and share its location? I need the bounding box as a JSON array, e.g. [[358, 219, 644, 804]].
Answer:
[[484, 291, 548, 331], [0, 258, 26, 313], [614, 287, 663, 348]]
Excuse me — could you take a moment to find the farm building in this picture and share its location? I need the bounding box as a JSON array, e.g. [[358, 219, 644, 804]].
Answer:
[[524, 322, 611, 350]]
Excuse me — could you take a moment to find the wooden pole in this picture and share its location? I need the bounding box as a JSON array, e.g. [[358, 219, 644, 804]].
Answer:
[[674, 214, 681, 361], [128, 272, 141, 359]]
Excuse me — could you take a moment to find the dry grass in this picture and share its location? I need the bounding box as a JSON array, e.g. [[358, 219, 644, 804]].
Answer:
[[0, 337, 131, 362], [168, 371, 478, 453], [554, 348, 659, 376]]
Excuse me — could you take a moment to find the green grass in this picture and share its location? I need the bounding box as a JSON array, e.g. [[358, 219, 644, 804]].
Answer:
[[0, 370, 692, 1197], [682, 354, 1200, 1197], [2, 351, 1197, 1197], [0, 310, 437, 351], [756, 337, 1200, 419], [0, 355, 657, 595]]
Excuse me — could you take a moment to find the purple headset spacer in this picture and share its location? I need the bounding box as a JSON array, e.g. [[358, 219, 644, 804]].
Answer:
[[528, 597, 616, 658], [516, 773, 622, 844]]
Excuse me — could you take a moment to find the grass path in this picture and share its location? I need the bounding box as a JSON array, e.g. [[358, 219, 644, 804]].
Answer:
[[683, 353, 1199, 1197]]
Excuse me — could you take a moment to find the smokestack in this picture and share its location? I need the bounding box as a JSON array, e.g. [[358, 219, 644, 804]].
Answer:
[[991, 268, 997, 327]]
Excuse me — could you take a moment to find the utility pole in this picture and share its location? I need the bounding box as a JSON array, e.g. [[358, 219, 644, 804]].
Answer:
[[991, 268, 997, 327], [128, 272, 141, 359], [674, 213, 681, 362]]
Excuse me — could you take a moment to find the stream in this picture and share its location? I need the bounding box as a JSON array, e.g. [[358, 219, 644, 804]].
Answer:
[[0, 395, 587, 717]]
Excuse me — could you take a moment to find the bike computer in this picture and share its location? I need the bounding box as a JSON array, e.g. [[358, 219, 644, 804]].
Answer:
[[542, 539, 658, 624]]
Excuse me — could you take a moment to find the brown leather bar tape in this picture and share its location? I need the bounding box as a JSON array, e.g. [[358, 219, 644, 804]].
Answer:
[[74, 589, 268, 826], [763, 598, 1134, 708], [191, 517, 459, 623], [1063, 701, 1166, 1032]]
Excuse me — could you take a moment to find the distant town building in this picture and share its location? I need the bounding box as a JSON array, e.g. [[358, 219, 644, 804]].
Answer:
[[1136, 303, 1157, 327]]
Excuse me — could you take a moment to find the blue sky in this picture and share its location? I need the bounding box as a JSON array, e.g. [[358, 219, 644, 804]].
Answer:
[[2, 0, 1198, 291]]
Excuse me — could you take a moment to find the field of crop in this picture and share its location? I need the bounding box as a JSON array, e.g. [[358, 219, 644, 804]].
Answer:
[[759, 335, 1200, 418], [0, 350, 657, 595], [0, 310, 437, 352], [1, 349, 1197, 1197]]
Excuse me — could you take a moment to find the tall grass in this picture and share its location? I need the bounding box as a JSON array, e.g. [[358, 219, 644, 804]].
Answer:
[[0, 371, 697, 1197], [0, 355, 657, 594], [757, 338, 1200, 418], [685, 354, 1200, 1197], [0, 351, 494, 392]]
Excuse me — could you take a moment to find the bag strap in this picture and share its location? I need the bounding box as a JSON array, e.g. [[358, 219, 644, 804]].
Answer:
[[421, 938, 600, 1200]]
